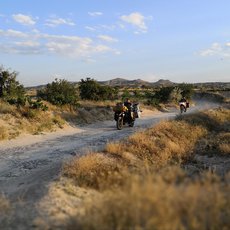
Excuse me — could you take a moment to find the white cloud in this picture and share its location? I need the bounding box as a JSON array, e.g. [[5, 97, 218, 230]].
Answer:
[[97, 35, 118, 43], [85, 24, 116, 33], [15, 41, 40, 47], [14, 41, 41, 54], [45, 17, 75, 27], [85, 26, 97, 31], [0, 28, 120, 58], [88, 12, 103, 17], [120, 12, 147, 33], [199, 42, 230, 58], [12, 14, 36, 26], [0, 29, 28, 38]]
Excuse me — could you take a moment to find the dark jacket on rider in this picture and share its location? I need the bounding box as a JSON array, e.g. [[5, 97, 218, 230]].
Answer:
[[124, 99, 133, 121]]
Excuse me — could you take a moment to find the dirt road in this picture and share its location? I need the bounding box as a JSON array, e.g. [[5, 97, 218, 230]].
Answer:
[[0, 109, 175, 228], [0, 103, 220, 229]]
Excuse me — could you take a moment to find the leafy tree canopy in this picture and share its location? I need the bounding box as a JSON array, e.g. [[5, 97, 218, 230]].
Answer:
[[79, 78, 117, 101], [0, 66, 25, 105], [38, 78, 78, 105]]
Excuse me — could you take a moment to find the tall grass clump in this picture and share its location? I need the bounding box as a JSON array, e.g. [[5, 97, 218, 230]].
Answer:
[[63, 153, 129, 190], [70, 171, 230, 230], [105, 120, 207, 168], [177, 107, 230, 131]]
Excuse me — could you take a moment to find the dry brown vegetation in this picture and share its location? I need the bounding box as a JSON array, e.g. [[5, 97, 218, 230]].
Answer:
[[69, 171, 229, 230], [0, 100, 114, 141], [63, 107, 230, 230], [0, 100, 66, 140]]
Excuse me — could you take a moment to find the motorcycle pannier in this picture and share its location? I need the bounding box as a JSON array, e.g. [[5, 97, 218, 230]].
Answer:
[[113, 103, 127, 112]]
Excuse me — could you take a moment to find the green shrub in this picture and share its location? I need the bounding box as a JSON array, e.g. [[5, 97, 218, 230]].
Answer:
[[38, 78, 78, 105], [79, 78, 117, 101]]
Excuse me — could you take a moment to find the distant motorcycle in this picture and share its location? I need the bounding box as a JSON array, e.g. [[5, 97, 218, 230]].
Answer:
[[179, 101, 189, 114]]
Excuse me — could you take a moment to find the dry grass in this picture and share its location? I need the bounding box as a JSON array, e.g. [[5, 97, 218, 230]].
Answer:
[[63, 153, 129, 190], [216, 133, 230, 155], [0, 99, 114, 141], [64, 108, 230, 190], [0, 101, 15, 114], [0, 102, 67, 140], [178, 107, 230, 131], [63, 107, 230, 229], [196, 131, 230, 156], [70, 170, 230, 230], [104, 120, 207, 170], [125, 120, 206, 165]]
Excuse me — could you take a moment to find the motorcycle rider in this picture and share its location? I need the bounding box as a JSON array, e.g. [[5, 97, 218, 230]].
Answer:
[[124, 98, 133, 122], [124, 98, 132, 109], [179, 96, 187, 103], [179, 96, 189, 112]]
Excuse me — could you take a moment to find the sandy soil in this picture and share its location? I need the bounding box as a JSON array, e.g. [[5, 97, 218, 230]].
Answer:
[[0, 103, 224, 229]]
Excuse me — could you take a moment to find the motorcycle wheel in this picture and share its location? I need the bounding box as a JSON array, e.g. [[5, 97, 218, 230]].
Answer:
[[117, 117, 123, 130], [180, 105, 186, 113]]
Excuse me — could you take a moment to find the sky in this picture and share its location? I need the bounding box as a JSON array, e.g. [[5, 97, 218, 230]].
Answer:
[[0, 0, 229, 86]]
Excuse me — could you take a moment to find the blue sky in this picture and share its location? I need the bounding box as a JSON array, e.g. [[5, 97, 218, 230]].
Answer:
[[0, 0, 229, 86]]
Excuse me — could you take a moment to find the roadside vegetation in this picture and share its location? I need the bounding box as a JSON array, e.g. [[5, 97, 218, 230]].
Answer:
[[0, 65, 196, 141], [61, 107, 230, 230], [0, 67, 115, 140]]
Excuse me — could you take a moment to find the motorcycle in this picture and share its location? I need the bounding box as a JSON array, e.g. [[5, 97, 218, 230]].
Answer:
[[179, 101, 189, 113], [114, 109, 135, 130], [113, 103, 140, 130]]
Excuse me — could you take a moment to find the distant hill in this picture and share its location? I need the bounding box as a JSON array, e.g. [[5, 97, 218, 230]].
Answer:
[[99, 78, 152, 87], [152, 79, 175, 86], [25, 78, 230, 91]]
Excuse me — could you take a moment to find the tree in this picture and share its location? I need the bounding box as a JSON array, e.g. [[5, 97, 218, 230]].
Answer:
[[79, 78, 116, 101], [38, 78, 78, 105], [178, 83, 194, 100], [0, 66, 25, 104], [97, 85, 116, 100], [79, 78, 100, 100], [121, 88, 131, 100], [154, 86, 174, 103], [169, 86, 183, 102]]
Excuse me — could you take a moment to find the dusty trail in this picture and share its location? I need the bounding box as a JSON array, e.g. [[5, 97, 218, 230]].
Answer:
[[0, 110, 176, 228], [0, 102, 219, 229], [0, 111, 175, 197]]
